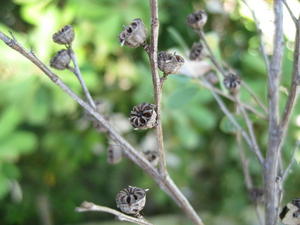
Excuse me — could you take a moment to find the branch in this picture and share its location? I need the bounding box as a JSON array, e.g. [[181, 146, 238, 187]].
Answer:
[[283, 0, 298, 25], [279, 18, 300, 136], [241, 0, 270, 70], [235, 96, 264, 164], [236, 133, 264, 225], [201, 78, 264, 165], [198, 30, 268, 114], [0, 30, 205, 225], [148, 0, 167, 177], [76, 201, 153, 225], [264, 1, 284, 225], [196, 79, 266, 119], [242, 82, 268, 114], [68, 48, 96, 109], [282, 141, 300, 183]]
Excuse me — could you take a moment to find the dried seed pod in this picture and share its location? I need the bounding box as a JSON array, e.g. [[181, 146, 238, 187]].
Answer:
[[187, 10, 208, 30], [143, 150, 159, 167], [116, 186, 149, 216], [280, 198, 300, 225], [119, 18, 147, 48], [129, 103, 157, 130], [157, 51, 184, 75], [107, 141, 123, 164], [223, 73, 241, 94], [52, 25, 74, 45], [189, 42, 205, 61], [50, 49, 71, 70]]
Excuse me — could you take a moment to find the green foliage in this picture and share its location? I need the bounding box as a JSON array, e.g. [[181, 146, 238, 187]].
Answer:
[[0, 0, 299, 225]]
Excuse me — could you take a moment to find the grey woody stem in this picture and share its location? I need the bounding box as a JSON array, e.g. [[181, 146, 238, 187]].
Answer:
[[148, 0, 167, 177], [264, 1, 284, 225], [76, 201, 153, 225], [0, 30, 205, 225], [68, 48, 96, 109]]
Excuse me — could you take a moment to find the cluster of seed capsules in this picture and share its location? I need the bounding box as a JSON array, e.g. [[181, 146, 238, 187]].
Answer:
[[50, 25, 75, 70], [187, 10, 241, 94]]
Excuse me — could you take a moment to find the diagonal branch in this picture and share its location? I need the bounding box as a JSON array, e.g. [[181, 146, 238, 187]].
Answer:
[[76, 201, 153, 225], [241, 0, 270, 70], [198, 30, 268, 114], [196, 79, 266, 119], [68, 48, 96, 109], [201, 78, 264, 165], [283, 0, 298, 25]]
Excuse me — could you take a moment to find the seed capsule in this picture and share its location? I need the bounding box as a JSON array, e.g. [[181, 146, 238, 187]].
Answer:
[[280, 198, 300, 225], [187, 10, 208, 30], [189, 42, 205, 61], [116, 186, 149, 217], [119, 18, 147, 48], [129, 103, 157, 130], [223, 73, 241, 94], [52, 25, 74, 45], [157, 51, 184, 75], [50, 49, 71, 70], [143, 150, 159, 167]]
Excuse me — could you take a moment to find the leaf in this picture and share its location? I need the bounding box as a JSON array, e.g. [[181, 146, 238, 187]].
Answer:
[[0, 174, 10, 199], [0, 132, 37, 161], [187, 106, 216, 130], [219, 115, 244, 134], [167, 86, 199, 109], [0, 105, 23, 139], [167, 27, 189, 52]]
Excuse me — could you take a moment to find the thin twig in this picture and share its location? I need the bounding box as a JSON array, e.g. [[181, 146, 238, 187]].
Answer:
[[235, 95, 264, 164], [68, 48, 96, 109], [198, 30, 268, 114], [283, 0, 298, 25], [148, 0, 167, 177], [0, 30, 205, 225], [201, 78, 264, 165], [236, 133, 264, 225], [242, 82, 268, 114], [264, 1, 284, 225], [282, 141, 300, 183], [241, 0, 270, 70], [196, 79, 266, 119], [279, 19, 300, 139], [76, 201, 153, 225]]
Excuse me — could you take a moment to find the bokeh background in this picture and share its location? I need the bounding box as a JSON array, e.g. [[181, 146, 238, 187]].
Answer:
[[0, 0, 299, 224]]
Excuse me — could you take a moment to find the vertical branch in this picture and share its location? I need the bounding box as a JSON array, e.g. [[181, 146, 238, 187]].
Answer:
[[280, 19, 300, 136], [148, 0, 167, 176], [264, 1, 284, 225]]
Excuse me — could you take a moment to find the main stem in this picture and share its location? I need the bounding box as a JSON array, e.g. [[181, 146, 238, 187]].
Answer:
[[264, 1, 284, 225], [148, 0, 167, 177]]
